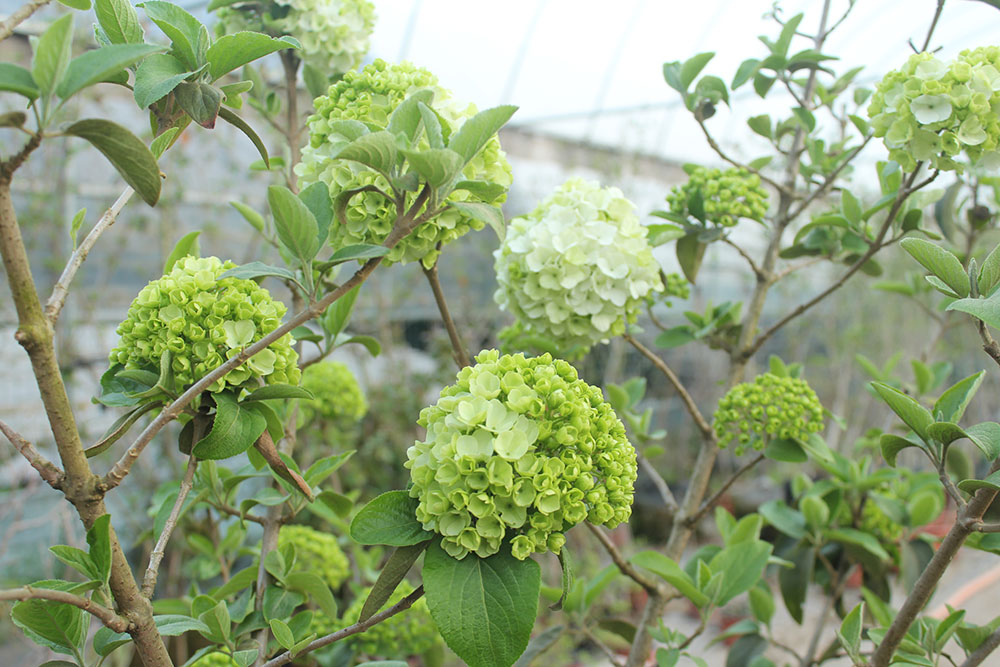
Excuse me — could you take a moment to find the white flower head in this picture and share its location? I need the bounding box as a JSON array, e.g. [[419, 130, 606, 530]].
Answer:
[[911, 94, 953, 124]]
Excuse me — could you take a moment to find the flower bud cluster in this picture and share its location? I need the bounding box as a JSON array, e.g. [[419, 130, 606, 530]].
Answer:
[[859, 500, 903, 542], [406, 350, 637, 561], [108, 257, 299, 394], [298, 361, 367, 429], [666, 166, 769, 227], [190, 652, 238, 667], [493, 179, 663, 353], [713, 373, 824, 455], [868, 48, 1000, 172], [311, 581, 438, 659], [215, 0, 374, 75], [277, 525, 350, 590], [297, 59, 513, 267]]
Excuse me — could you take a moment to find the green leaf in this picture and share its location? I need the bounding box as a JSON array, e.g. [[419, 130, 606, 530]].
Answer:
[[336, 131, 398, 176], [452, 180, 507, 203], [164, 230, 200, 273], [262, 586, 303, 622], [676, 234, 706, 284], [65, 119, 161, 206], [747, 114, 772, 139], [315, 490, 353, 517], [947, 291, 1000, 330], [95, 0, 144, 44], [133, 53, 193, 108], [708, 541, 772, 604], [387, 89, 436, 143], [350, 490, 432, 546], [49, 546, 98, 581], [824, 528, 890, 561], [301, 63, 328, 99], [359, 541, 430, 622], [0, 64, 40, 100], [448, 104, 517, 165], [192, 392, 267, 460], [218, 261, 296, 283], [680, 52, 715, 89], [758, 500, 806, 539], [403, 148, 465, 190], [513, 626, 565, 667], [778, 543, 813, 623], [336, 334, 381, 357], [423, 540, 540, 667], [149, 126, 179, 159], [33, 14, 74, 102], [218, 106, 270, 167], [799, 432, 834, 463], [154, 613, 212, 636], [269, 618, 295, 649], [791, 107, 816, 132], [748, 584, 774, 626], [57, 0, 91, 9], [900, 237, 969, 298], [837, 602, 864, 662], [10, 580, 88, 655], [630, 550, 709, 607], [958, 469, 1000, 493], [328, 243, 390, 265], [230, 201, 265, 234], [979, 243, 1000, 294], [654, 326, 696, 349], [85, 401, 158, 457], [764, 438, 806, 462], [86, 514, 112, 584], [197, 599, 231, 643], [880, 433, 923, 467], [841, 190, 862, 226], [965, 422, 1000, 460], [322, 284, 360, 339], [139, 1, 207, 70], [207, 32, 297, 81], [243, 384, 313, 404], [299, 181, 332, 247], [935, 371, 985, 423], [732, 58, 760, 89], [173, 81, 222, 128], [417, 101, 445, 148], [870, 382, 933, 442], [450, 201, 505, 241], [59, 43, 164, 100], [269, 185, 320, 264]]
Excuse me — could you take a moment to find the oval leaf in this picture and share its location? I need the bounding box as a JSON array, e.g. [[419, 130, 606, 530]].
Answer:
[[350, 490, 432, 546], [65, 119, 161, 206]]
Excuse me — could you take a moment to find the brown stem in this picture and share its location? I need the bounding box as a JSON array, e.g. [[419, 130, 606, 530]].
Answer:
[[0, 0, 52, 42], [141, 455, 198, 598], [960, 626, 1000, 667], [0, 177, 172, 664], [261, 585, 425, 666], [423, 260, 472, 369], [637, 454, 678, 515], [585, 523, 663, 595], [0, 586, 130, 632], [0, 418, 63, 487], [686, 453, 765, 527]]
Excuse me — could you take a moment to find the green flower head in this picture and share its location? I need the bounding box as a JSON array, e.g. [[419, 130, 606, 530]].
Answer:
[[298, 361, 367, 428], [297, 59, 513, 267], [712, 373, 824, 455], [493, 178, 663, 355], [868, 48, 1000, 172], [311, 581, 439, 659], [277, 524, 350, 590], [406, 350, 637, 560], [108, 256, 300, 394], [215, 0, 375, 75], [666, 165, 769, 227], [189, 652, 238, 667]]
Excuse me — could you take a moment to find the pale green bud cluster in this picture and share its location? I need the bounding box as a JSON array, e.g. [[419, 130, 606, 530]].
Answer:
[[311, 581, 439, 659], [859, 501, 903, 542], [215, 0, 374, 75], [298, 361, 367, 428], [662, 272, 690, 301], [406, 350, 637, 561], [666, 166, 768, 227], [189, 652, 238, 667], [869, 48, 1000, 172], [108, 257, 300, 394], [713, 373, 824, 455], [277, 525, 350, 590], [493, 179, 663, 353], [297, 59, 514, 267]]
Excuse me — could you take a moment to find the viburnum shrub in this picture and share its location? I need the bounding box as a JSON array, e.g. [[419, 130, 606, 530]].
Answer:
[[107, 256, 301, 394], [712, 372, 825, 455], [869, 47, 1000, 172], [405, 349, 637, 560], [9, 3, 1000, 667], [493, 178, 663, 354], [297, 59, 514, 267]]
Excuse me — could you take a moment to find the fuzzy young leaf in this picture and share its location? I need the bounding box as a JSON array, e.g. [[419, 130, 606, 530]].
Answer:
[[192, 392, 267, 460], [880, 433, 923, 466], [85, 514, 112, 584], [965, 422, 1000, 460], [230, 201, 265, 234], [139, 1, 207, 70], [417, 101, 445, 148], [0, 64, 40, 100], [948, 292, 1000, 330], [402, 148, 464, 190], [631, 550, 709, 607], [837, 602, 864, 662], [268, 185, 319, 264], [423, 540, 540, 667], [328, 243, 390, 265], [336, 131, 398, 176], [207, 32, 297, 81], [448, 104, 517, 165], [900, 238, 969, 298], [95, 0, 144, 44], [979, 243, 1000, 294], [64, 119, 161, 206], [59, 44, 163, 101], [133, 53, 194, 108], [173, 81, 221, 128], [708, 541, 772, 604], [350, 490, 432, 546], [387, 89, 436, 143], [680, 52, 715, 89], [218, 261, 296, 283], [163, 231, 200, 273], [935, 371, 985, 423], [958, 469, 1000, 493], [450, 201, 505, 241], [32, 14, 74, 101], [870, 382, 934, 442], [298, 182, 332, 247]]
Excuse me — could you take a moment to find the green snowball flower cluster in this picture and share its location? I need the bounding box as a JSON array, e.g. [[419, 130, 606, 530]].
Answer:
[[406, 350, 637, 561], [869, 48, 1000, 172], [108, 256, 300, 394], [712, 373, 824, 455], [298, 361, 367, 428], [215, 0, 374, 75], [297, 59, 513, 267], [277, 525, 350, 590], [666, 166, 769, 226], [493, 179, 663, 354], [189, 652, 238, 667], [311, 581, 439, 659]]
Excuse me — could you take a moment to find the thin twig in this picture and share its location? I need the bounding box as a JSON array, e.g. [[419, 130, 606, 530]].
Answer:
[[0, 0, 53, 43], [0, 418, 62, 487], [585, 523, 663, 595], [209, 501, 267, 525], [785, 138, 871, 223], [722, 237, 764, 279], [624, 334, 715, 442], [695, 118, 791, 197], [975, 319, 1000, 368], [582, 624, 626, 667], [686, 453, 765, 527], [0, 586, 130, 632], [45, 187, 135, 325], [423, 260, 472, 369], [261, 586, 425, 666], [774, 255, 826, 281], [920, 0, 947, 53], [103, 188, 436, 489], [638, 454, 679, 515], [141, 456, 197, 598], [801, 562, 850, 667]]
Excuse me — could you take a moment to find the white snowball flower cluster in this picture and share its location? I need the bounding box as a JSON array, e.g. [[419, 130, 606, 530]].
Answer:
[[494, 179, 663, 353], [275, 0, 374, 74]]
